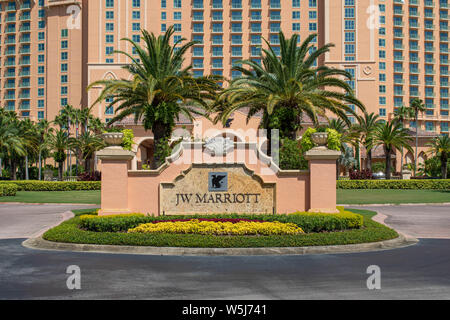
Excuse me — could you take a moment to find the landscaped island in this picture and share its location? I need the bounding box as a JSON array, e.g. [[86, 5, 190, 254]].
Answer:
[[42, 207, 398, 248]]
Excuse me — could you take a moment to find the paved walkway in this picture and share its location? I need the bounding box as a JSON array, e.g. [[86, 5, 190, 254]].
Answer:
[[348, 204, 450, 239], [0, 203, 97, 239]]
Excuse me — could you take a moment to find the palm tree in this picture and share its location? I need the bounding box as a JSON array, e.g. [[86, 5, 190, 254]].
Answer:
[[18, 119, 38, 180], [49, 130, 68, 181], [36, 120, 54, 180], [426, 135, 450, 179], [88, 26, 221, 168], [410, 98, 426, 176], [0, 111, 26, 180], [394, 105, 415, 171], [373, 121, 413, 179], [355, 112, 383, 171], [69, 132, 105, 173], [215, 32, 364, 156], [328, 118, 360, 176]]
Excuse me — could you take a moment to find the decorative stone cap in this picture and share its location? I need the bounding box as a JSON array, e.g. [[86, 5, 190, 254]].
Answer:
[[305, 148, 341, 160], [97, 148, 135, 161]]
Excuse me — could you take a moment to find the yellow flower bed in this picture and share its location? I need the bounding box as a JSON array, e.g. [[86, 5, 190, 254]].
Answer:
[[128, 219, 304, 236]]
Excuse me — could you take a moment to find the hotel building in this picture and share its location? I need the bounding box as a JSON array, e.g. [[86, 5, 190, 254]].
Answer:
[[0, 0, 448, 166]]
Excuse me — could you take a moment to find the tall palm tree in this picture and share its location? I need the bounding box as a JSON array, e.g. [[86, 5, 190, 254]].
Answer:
[[355, 112, 383, 171], [426, 135, 450, 179], [69, 132, 106, 173], [18, 119, 38, 180], [0, 111, 26, 180], [49, 130, 68, 181], [394, 105, 415, 171], [88, 26, 221, 168], [215, 32, 364, 155], [410, 98, 426, 176], [373, 121, 413, 179], [36, 120, 54, 180]]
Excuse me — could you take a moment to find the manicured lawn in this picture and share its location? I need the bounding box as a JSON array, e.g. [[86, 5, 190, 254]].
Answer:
[[1, 189, 449, 205], [0, 190, 101, 204], [337, 189, 450, 204], [43, 208, 398, 248]]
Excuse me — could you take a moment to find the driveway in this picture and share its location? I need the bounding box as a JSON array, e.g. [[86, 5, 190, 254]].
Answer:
[[0, 203, 97, 239], [348, 205, 450, 239], [0, 203, 449, 299]]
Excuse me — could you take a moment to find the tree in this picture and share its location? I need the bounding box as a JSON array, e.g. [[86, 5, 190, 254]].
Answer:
[[394, 105, 415, 171], [372, 121, 413, 180], [88, 26, 221, 168], [69, 132, 105, 173], [0, 110, 26, 180], [426, 135, 450, 179], [355, 112, 383, 171], [410, 98, 426, 176], [35, 120, 54, 180], [49, 130, 68, 181], [216, 32, 364, 156]]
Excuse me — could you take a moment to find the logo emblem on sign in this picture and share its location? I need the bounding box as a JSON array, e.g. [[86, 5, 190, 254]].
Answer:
[[208, 172, 228, 191]]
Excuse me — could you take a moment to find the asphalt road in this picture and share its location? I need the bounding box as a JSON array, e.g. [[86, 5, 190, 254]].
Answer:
[[0, 203, 449, 299]]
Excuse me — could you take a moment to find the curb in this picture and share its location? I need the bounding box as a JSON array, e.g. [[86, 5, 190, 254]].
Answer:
[[0, 202, 98, 206], [339, 203, 450, 206], [22, 234, 418, 257]]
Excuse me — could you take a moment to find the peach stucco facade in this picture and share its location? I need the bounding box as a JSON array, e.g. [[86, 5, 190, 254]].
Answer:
[[1, 0, 448, 174], [98, 134, 341, 216]]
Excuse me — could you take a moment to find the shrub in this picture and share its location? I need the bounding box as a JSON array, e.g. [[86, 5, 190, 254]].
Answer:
[[79, 209, 363, 234], [77, 171, 101, 181], [0, 184, 18, 196], [279, 138, 308, 170], [121, 129, 134, 151], [349, 169, 373, 180], [337, 179, 450, 189], [300, 128, 342, 152], [0, 180, 101, 191], [128, 219, 304, 236]]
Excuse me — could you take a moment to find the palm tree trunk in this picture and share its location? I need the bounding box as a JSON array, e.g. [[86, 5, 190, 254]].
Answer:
[[10, 159, 17, 180], [266, 128, 272, 157], [58, 162, 63, 181], [25, 155, 29, 180], [355, 144, 360, 170], [385, 148, 391, 180], [414, 113, 419, 177], [367, 149, 372, 171], [0, 158, 2, 178], [38, 152, 42, 181], [400, 146, 404, 174], [151, 122, 166, 169], [442, 153, 448, 179]]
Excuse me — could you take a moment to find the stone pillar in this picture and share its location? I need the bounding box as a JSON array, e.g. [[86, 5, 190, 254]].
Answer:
[[305, 133, 341, 214], [96, 133, 135, 216]]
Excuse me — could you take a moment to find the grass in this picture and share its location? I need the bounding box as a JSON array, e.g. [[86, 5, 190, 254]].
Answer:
[[42, 208, 398, 248], [337, 189, 450, 204], [0, 190, 100, 204], [2, 189, 448, 205]]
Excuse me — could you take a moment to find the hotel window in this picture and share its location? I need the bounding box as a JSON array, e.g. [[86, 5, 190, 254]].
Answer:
[[61, 40, 68, 49], [379, 108, 386, 116], [61, 87, 68, 95], [161, 0, 166, 8], [212, 0, 222, 8], [38, 88, 44, 97], [132, 35, 140, 42], [105, 106, 114, 115], [231, 35, 242, 45], [192, 59, 203, 68], [231, 11, 242, 21], [212, 11, 223, 21], [61, 29, 68, 38], [38, 77, 45, 86], [106, 47, 114, 55], [61, 64, 68, 72], [212, 35, 222, 44], [61, 98, 68, 106], [174, 0, 181, 8], [106, 11, 114, 19], [292, 11, 300, 20], [38, 55, 45, 63], [426, 122, 434, 131], [133, 11, 140, 19], [174, 23, 181, 32], [231, 46, 242, 57], [132, 0, 140, 7], [292, 0, 300, 8], [161, 24, 166, 32], [106, 35, 114, 43], [38, 43, 45, 51], [173, 12, 181, 20], [132, 23, 140, 31], [193, 70, 203, 78], [212, 23, 223, 32], [309, 0, 317, 7], [61, 52, 68, 60], [61, 75, 68, 83], [106, 0, 114, 8], [309, 23, 317, 31], [231, 23, 242, 32], [38, 21, 46, 29], [309, 11, 317, 19], [212, 47, 223, 57], [38, 32, 45, 40], [379, 97, 386, 105], [38, 111, 44, 120], [38, 66, 45, 74], [193, 47, 203, 57], [106, 23, 114, 32]]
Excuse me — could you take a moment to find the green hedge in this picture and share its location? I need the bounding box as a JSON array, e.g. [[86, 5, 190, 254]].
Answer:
[[79, 209, 363, 234], [0, 180, 101, 191], [0, 184, 18, 197], [43, 208, 397, 248], [337, 179, 450, 190]]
